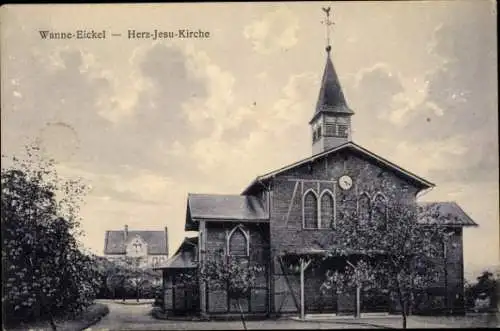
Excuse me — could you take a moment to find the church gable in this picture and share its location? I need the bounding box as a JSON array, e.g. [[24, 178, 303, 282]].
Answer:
[[244, 142, 433, 196], [267, 144, 426, 254], [276, 148, 422, 199], [126, 235, 148, 257]]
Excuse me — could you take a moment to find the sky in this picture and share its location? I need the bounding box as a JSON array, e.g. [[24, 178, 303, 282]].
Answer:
[[1, 1, 498, 280]]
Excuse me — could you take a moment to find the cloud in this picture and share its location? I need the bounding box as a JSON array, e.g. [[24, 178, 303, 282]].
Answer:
[[243, 6, 299, 55], [2, 2, 496, 266], [175, 72, 318, 193]]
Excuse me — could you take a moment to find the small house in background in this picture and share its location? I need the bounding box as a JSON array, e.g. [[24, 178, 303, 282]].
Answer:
[[104, 225, 169, 269]]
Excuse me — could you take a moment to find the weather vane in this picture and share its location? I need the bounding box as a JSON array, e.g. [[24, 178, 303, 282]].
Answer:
[[321, 7, 334, 52]]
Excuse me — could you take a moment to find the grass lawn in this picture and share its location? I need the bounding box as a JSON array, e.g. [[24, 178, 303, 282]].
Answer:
[[5, 302, 109, 331]]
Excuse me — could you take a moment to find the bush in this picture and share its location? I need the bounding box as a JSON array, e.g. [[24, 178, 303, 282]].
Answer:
[[1, 146, 100, 329]]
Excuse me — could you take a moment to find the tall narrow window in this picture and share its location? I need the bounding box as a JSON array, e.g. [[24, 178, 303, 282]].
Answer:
[[303, 190, 318, 229], [320, 191, 335, 229], [372, 193, 387, 229], [357, 192, 371, 226], [228, 226, 249, 256]]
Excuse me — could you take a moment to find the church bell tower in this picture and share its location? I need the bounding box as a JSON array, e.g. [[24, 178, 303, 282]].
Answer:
[[310, 8, 354, 155]]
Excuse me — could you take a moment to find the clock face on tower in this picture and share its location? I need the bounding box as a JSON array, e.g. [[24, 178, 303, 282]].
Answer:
[[338, 175, 353, 190]]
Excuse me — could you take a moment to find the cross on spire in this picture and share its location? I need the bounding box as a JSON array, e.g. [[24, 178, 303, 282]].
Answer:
[[321, 7, 334, 53]]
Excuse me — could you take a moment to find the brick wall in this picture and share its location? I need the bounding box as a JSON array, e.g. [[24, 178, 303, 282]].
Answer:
[[267, 150, 456, 314], [414, 228, 465, 314], [270, 151, 418, 256], [203, 221, 270, 314]]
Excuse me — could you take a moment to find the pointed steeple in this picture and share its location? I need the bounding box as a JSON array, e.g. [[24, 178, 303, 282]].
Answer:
[[310, 8, 354, 155], [311, 49, 353, 124]]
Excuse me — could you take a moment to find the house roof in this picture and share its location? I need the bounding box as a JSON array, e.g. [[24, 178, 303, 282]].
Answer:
[[243, 141, 435, 195], [104, 230, 168, 255], [310, 50, 354, 124], [418, 201, 478, 227], [154, 236, 198, 270], [187, 193, 269, 221]]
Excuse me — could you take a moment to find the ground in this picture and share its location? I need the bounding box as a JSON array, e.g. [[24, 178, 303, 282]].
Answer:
[[5, 303, 109, 331], [86, 300, 500, 330]]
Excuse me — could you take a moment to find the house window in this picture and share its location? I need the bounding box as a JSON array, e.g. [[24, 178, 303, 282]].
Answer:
[[320, 190, 335, 229], [152, 257, 159, 267], [227, 226, 249, 256], [193, 246, 198, 262], [372, 192, 388, 229], [357, 192, 371, 225], [303, 190, 318, 229]]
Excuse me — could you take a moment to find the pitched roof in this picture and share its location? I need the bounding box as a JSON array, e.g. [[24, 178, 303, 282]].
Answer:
[[310, 51, 354, 124], [243, 141, 434, 194], [187, 193, 269, 221], [104, 230, 168, 255], [154, 236, 198, 270], [418, 201, 478, 227]]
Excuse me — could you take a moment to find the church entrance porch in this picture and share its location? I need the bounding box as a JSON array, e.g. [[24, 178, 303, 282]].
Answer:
[[278, 251, 391, 320]]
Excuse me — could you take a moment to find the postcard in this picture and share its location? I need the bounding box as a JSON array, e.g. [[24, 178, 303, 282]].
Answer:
[[1, 2, 498, 330]]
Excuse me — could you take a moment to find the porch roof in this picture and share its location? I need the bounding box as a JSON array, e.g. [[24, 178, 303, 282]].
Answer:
[[153, 252, 198, 270], [153, 236, 198, 270], [279, 247, 387, 258], [418, 201, 478, 227]]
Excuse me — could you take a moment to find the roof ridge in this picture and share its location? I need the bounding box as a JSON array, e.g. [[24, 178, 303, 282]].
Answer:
[[242, 141, 434, 194], [418, 201, 459, 206], [188, 192, 246, 197], [106, 229, 166, 232]]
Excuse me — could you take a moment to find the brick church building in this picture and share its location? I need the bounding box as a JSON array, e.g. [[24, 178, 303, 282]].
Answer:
[[156, 18, 477, 318]]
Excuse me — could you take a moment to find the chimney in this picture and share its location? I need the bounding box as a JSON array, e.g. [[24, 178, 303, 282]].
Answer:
[[124, 224, 128, 241], [164, 226, 169, 257]]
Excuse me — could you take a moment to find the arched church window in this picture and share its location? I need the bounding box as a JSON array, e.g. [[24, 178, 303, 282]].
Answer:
[[303, 190, 318, 229], [227, 226, 249, 256], [320, 190, 335, 229], [372, 193, 388, 229], [357, 192, 371, 226]]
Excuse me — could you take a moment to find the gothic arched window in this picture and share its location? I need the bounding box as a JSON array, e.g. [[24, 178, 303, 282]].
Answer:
[[227, 226, 249, 256], [320, 190, 335, 229], [372, 193, 388, 229], [303, 190, 318, 229], [357, 192, 371, 226]]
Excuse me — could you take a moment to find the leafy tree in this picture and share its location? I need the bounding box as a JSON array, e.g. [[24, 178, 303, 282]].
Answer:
[[95, 255, 161, 301], [316, 198, 448, 329], [199, 255, 263, 330], [1, 145, 99, 330], [471, 270, 498, 311], [121, 256, 161, 301], [464, 279, 476, 310]]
